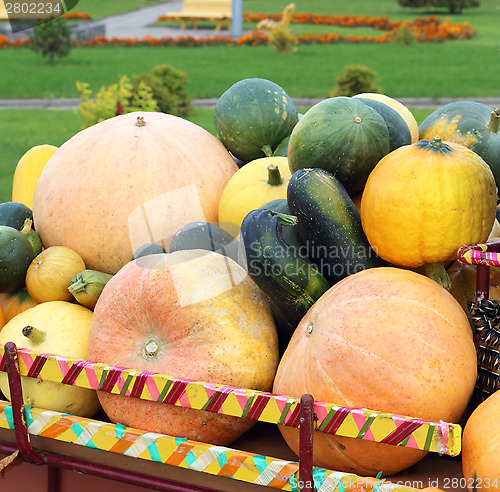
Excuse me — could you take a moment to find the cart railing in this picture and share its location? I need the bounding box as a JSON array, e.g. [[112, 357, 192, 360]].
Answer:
[[0, 341, 461, 491]]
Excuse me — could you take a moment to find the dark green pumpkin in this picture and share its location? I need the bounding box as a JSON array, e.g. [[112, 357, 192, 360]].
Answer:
[[0, 225, 36, 293], [133, 243, 166, 260], [214, 78, 299, 163], [287, 97, 390, 195], [169, 221, 239, 264], [354, 97, 412, 152], [419, 101, 500, 189], [0, 201, 33, 230]]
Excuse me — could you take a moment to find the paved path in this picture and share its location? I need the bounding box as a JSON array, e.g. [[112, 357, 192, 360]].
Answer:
[[79, 0, 245, 39], [0, 97, 499, 110]]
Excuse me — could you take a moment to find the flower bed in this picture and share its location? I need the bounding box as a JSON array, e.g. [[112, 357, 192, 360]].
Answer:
[[0, 12, 475, 49]]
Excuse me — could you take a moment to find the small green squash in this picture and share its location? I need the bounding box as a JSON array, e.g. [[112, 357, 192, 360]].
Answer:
[[0, 201, 33, 230], [419, 101, 500, 189], [214, 78, 299, 163], [288, 97, 390, 195], [0, 225, 36, 293]]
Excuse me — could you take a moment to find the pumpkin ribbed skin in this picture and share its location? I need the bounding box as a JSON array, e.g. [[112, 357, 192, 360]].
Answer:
[[273, 267, 477, 476], [462, 390, 500, 491], [33, 112, 238, 274], [214, 78, 299, 162], [288, 97, 390, 195], [361, 138, 497, 267], [26, 246, 86, 303], [353, 92, 419, 143], [419, 101, 500, 189], [88, 250, 279, 446]]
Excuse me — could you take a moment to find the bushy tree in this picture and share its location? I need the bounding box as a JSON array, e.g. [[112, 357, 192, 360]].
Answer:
[[397, 0, 480, 14], [29, 16, 72, 65], [131, 64, 192, 116], [75, 75, 159, 129], [329, 65, 382, 97]]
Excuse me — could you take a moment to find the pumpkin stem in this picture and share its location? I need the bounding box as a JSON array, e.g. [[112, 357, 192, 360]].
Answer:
[[488, 109, 500, 134], [20, 218, 33, 236], [274, 212, 298, 227], [267, 164, 283, 186], [429, 136, 443, 149], [143, 336, 161, 359], [136, 116, 146, 127], [22, 325, 46, 346], [423, 262, 451, 292], [261, 144, 273, 157]]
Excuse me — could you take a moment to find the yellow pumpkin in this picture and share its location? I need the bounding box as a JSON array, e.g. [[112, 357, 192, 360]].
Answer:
[[26, 246, 86, 303], [218, 156, 291, 233], [0, 288, 38, 323], [0, 307, 4, 330], [462, 390, 500, 491], [12, 144, 58, 210], [0, 301, 100, 417], [32, 112, 238, 274], [361, 137, 497, 268]]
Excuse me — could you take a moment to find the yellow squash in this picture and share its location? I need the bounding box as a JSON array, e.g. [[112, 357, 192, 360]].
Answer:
[[26, 246, 86, 303], [0, 301, 101, 417], [218, 156, 291, 233], [12, 144, 58, 209], [361, 137, 497, 268]]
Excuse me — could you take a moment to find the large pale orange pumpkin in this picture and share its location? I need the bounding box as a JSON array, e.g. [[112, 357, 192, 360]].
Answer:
[[273, 267, 477, 476], [462, 390, 500, 491], [32, 112, 238, 274], [88, 249, 279, 445]]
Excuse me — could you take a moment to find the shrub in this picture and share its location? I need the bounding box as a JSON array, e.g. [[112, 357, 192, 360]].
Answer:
[[329, 65, 382, 97], [390, 24, 417, 45], [257, 3, 298, 54], [29, 16, 72, 65], [75, 75, 159, 129], [396, 0, 480, 14], [130, 64, 192, 116]]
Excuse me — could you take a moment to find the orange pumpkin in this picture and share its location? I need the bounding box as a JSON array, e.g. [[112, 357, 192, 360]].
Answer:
[[88, 250, 279, 445], [462, 390, 500, 491], [33, 112, 238, 274], [0, 289, 38, 323], [273, 267, 477, 476]]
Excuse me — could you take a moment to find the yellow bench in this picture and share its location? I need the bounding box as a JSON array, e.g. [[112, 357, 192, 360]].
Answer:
[[163, 0, 232, 31]]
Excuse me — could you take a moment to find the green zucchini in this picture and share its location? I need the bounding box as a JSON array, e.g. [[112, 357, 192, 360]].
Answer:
[[287, 168, 386, 285], [240, 208, 330, 343]]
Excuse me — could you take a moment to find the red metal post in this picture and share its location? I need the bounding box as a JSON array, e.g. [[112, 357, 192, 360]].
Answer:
[[475, 264, 490, 301], [4, 342, 45, 465], [298, 394, 314, 492], [48, 465, 60, 492]]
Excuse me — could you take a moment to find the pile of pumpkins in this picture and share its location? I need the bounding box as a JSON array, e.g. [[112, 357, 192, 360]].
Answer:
[[0, 77, 499, 486]]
